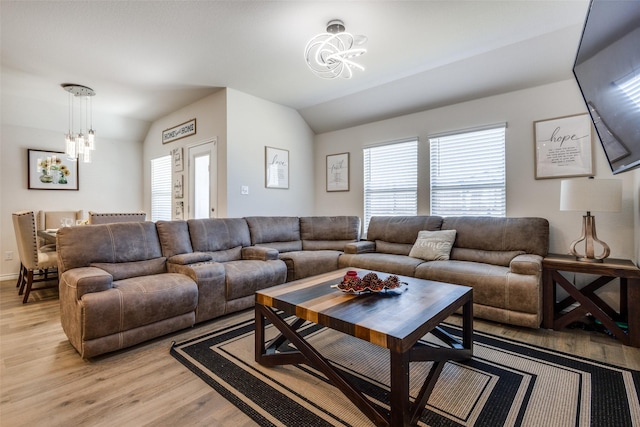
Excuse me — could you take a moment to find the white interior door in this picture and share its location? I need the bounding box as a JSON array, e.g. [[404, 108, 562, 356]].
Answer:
[[188, 139, 217, 219]]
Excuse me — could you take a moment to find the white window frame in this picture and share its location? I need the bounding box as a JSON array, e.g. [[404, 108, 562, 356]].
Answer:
[[429, 124, 506, 217], [363, 138, 418, 232], [151, 155, 172, 222]]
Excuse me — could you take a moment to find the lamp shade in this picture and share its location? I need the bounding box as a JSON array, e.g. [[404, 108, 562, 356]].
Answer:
[[560, 178, 622, 212]]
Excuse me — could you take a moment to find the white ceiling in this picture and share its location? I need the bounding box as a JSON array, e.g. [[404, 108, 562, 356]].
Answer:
[[1, 1, 591, 136]]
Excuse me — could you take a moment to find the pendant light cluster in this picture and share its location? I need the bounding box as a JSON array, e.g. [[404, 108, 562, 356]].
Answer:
[[62, 83, 96, 163]]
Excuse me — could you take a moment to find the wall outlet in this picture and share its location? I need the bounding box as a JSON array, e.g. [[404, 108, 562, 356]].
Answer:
[[241, 185, 249, 195], [4, 251, 13, 261]]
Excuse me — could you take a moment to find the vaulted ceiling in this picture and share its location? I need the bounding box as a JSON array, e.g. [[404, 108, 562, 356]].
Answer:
[[1, 1, 590, 137]]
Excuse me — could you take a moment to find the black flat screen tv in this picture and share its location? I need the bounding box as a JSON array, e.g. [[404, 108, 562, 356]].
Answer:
[[573, 0, 640, 175]]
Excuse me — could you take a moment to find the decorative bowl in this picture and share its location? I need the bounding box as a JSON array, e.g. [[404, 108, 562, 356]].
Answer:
[[331, 272, 407, 294]]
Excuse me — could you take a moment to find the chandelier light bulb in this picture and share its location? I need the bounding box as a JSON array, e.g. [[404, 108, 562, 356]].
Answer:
[[88, 129, 95, 149]]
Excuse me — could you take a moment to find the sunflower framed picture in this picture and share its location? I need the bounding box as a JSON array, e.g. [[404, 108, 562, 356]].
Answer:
[[28, 149, 79, 190]]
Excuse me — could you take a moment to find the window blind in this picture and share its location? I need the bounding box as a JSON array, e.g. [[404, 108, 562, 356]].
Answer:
[[151, 155, 172, 222], [429, 126, 506, 217], [363, 139, 418, 231]]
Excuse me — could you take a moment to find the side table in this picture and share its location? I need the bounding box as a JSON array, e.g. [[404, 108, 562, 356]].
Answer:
[[542, 253, 640, 347]]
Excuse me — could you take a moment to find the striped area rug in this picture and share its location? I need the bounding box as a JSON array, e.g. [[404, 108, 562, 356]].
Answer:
[[170, 312, 640, 426]]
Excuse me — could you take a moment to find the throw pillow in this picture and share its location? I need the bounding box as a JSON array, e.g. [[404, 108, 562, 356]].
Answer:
[[409, 230, 457, 261]]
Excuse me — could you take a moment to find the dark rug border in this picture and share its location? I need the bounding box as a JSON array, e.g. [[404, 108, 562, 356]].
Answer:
[[170, 312, 640, 426]]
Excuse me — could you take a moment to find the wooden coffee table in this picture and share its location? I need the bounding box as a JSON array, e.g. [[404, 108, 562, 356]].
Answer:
[[255, 268, 473, 426]]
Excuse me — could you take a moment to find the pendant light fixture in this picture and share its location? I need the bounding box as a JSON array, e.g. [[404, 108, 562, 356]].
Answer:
[[305, 19, 367, 79], [62, 83, 96, 163]]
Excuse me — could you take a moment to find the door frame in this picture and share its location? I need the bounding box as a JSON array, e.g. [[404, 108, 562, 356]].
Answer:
[[186, 138, 217, 219]]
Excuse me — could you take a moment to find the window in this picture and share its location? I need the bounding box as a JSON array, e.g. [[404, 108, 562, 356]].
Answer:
[[363, 139, 418, 232], [616, 71, 640, 108], [151, 155, 172, 221], [429, 125, 506, 217]]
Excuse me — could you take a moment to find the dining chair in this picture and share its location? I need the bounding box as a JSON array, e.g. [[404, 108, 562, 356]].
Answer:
[[37, 210, 84, 230], [12, 211, 59, 303], [87, 211, 146, 224]]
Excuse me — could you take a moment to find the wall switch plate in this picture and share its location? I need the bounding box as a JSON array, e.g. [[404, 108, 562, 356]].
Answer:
[[241, 186, 249, 195], [4, 251, 13, 261]]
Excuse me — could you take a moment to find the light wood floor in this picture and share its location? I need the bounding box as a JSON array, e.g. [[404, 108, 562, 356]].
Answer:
[[1, 279, 639, 426]]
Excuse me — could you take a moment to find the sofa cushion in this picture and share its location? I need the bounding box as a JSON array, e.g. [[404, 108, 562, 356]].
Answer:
[[156, 220, 193, 257], [279, 250, 342, 281], [245, 216, 300, 245], [450, 248, 525, 267], [90, 257, 167, 281], [409, 230, 456, 261], [57, 222, 163, 272], [338, 252, 424, 277], [375, 241, 414, 256], [441, 216, 549, 257], [208, 246, 243, 262], [303, 240, 356, 251], [81, 273, 198, 340], [414, 260, 540, 314], [187, 218, 251, 252], [300, 216, 361, 251], [367, 216, 443, 244], [223, 260, 287, 300]]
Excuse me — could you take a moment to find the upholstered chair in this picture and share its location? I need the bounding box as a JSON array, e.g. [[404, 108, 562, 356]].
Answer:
[[12, 211, 59, 303], [87, 211, 146, 224], [37, 210, 84, 230], [36, 210, 84, 247]]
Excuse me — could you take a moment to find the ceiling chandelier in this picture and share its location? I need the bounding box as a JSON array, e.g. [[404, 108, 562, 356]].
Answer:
[[62, 83, 96, 163], [305, 19, 367, 79]]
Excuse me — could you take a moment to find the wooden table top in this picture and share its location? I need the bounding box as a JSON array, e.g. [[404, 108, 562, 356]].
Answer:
[[256, 268, 472, 352], [543, 253, 640, 278], [37, 229, 58, 245]]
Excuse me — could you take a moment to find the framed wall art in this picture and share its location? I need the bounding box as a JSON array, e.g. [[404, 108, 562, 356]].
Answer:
[[326, 152, 349, 192], [172, 147, 184, 172], [175, 201, 184, 220], [174, 174, 183, 198], [534, 114, 594, 179], [163, 118, 196, 144], [265, 146, 289, 189], [28, 149, 79, 190]]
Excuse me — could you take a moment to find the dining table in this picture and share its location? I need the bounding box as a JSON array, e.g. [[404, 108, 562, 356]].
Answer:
[[37, 229, 58, 245]]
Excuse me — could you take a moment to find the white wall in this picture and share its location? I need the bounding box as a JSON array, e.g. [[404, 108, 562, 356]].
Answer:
[[142, 89, 227, 219], [0, 124, 143, 278], [314, 79, 638, 308], [1, 67, 149, 279], [226, 89, 315, 217], [315, 79, 636, 259], [141, 88, 315, 219]]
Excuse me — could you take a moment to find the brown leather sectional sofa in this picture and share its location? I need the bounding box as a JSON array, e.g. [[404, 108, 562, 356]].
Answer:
[[339, 216, 549, 328], [56, 215, 548, 358], [56, 216, 360, 358]]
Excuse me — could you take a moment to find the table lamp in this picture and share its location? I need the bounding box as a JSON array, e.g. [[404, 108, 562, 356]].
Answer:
[[560, 177, 622, 262]]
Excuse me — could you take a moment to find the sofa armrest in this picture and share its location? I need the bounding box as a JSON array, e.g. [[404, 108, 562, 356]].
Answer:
[[167, 261, 227, 323], [167, 260, 224, 281], [60, 267, 113, 299], [167, 252, 213, 265], [242, 246, 279, 261], [344, 240, 376, 254], [510, 254, 543, 275]]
